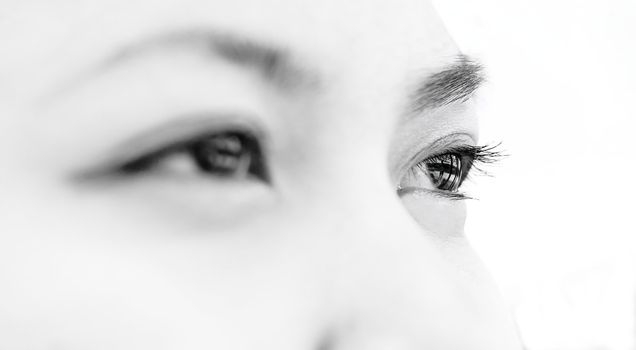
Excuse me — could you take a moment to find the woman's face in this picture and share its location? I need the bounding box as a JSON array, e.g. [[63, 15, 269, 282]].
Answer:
[[0, 0, 522, 349]]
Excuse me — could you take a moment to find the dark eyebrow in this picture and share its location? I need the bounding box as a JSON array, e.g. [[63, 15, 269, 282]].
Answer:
[[89, 29, 319, 92], [410, 55, 485, 112]]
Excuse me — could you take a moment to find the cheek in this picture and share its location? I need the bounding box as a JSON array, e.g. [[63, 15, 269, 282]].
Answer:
[[399, 192, 467, 238], [0, 219, 315, 349], [0, 234, 196, 348], [0, 187, 321, 349]]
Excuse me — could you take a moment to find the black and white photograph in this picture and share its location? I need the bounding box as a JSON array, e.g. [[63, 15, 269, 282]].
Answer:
[[0, 0, 634, 349]]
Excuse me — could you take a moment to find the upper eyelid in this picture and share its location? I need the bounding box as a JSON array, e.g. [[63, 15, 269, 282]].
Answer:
[[399, 133, 476, 179], [73, 113, 267, 180]]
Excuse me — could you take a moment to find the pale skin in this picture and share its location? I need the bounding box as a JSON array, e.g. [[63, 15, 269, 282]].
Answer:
[[0, 0, 523, 349]]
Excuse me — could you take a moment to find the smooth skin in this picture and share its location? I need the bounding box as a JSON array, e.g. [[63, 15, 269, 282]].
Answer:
[[0, 0, 523, 349]]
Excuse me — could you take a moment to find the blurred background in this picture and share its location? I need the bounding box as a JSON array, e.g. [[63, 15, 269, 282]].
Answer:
[[432, 1, 636, 349]]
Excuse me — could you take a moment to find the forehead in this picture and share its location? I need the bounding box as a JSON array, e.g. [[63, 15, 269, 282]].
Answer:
[[30, 0, 449, 42], [2, 0, 459, 98]]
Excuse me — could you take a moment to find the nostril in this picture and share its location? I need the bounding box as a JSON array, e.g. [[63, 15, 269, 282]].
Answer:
[[314, 331, 420, 350], [315, 334, 336, 350]]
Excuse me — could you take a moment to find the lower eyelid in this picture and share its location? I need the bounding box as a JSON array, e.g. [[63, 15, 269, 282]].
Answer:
[[397, 186, 471, 200]]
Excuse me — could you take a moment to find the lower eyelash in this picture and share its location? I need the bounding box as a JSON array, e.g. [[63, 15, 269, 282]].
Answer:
[[397, 186, 474, 200]]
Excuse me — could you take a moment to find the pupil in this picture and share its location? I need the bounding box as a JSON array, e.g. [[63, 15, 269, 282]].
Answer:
[[426, 154, 462, 191], [191, 133, 249, 176]]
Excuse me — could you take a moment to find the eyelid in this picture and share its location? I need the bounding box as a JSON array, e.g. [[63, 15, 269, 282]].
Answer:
[[74, 113, 267, 180], [398, 132, 476, 182], [397, 186, 472, 200]]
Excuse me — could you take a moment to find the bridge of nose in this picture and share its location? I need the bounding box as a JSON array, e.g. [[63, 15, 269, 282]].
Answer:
[[283, 196, 462, 343], [273, 183, 523, 350]]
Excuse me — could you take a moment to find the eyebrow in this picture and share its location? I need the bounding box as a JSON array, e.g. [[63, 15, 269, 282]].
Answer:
[[59, 30, 482, 110], [410, 55, 485, 113], [92, 29, 319, 91]]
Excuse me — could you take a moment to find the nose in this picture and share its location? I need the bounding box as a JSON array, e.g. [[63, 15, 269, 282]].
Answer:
[[308, 183, 523, 350]]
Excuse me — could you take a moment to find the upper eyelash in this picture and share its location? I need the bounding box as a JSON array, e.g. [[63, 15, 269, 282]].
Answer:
[[455, 142, 506, 177], [76, 114, 267, 175], [116, 140, 190, 174], [74, 127, 260, 182]]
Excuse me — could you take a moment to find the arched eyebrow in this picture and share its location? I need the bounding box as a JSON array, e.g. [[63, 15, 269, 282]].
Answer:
[[54, 29, 321, 97], [410, 55, 485, 113], [54, 29, 483, 109]]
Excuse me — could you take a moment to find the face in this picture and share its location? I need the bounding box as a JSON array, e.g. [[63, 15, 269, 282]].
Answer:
[[0, 0, 522, 349]]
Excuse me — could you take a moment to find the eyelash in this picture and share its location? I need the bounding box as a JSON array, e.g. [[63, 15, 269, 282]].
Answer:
[[404, 143, 504, 200], [114, 130, 270, 182]]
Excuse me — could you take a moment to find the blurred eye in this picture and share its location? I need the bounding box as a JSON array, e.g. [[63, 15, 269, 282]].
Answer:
[[116, 130, 269, 182], [402, 152, 473, 193]]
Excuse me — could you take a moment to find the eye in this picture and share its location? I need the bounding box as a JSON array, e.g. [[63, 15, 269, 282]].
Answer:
[[421, 153, 473, 192], [116, 130, 269, 182], [398, 144, 503, 198], [404, 152, 473, 192]]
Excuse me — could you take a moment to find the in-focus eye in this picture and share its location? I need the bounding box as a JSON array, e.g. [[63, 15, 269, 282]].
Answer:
[[116, 130, 269, 182], [402, 152, 473, 193], [420, 153, 473, 192], [398, 143, 503, 199]]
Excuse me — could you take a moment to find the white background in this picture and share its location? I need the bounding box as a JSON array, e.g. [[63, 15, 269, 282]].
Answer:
[[433, 1, 636, 349]]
